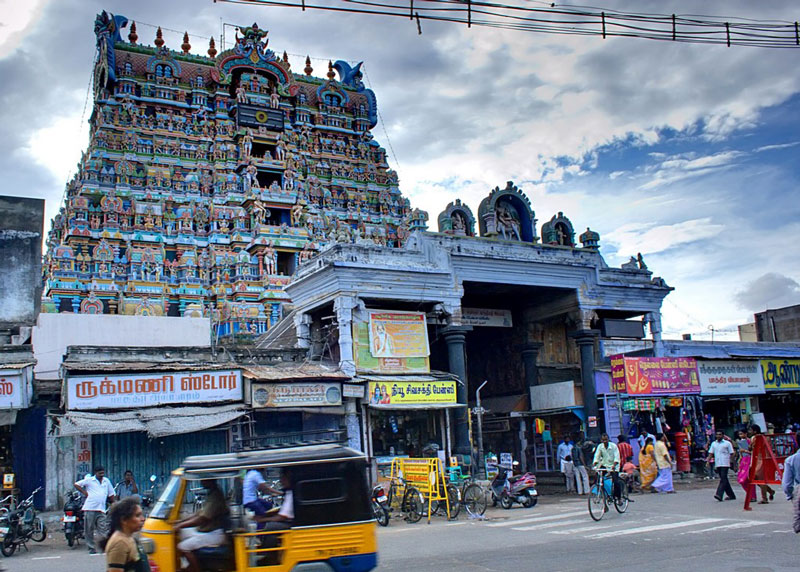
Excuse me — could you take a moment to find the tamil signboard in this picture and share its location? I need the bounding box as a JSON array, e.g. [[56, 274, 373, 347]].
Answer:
[[0, 367, 33, 409], [353, 311, 430, 374], [697, 360, 765, 395], [610, 356, 700, 395], [251, 382, 342, 408], [761, 358, 800, 390], [461, 308, 512, 328], [342, 384, 365, 399], [66, 370, 242, 411], [235, 103, 284, 131], [367, 380, 457, 407]]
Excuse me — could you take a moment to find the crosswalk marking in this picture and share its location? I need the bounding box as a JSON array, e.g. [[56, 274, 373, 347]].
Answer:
[[550, 524, 617, 535], [681, 521, 768, 534], [487, 510, 586, 528], [584, 518, 724, 540], [512, 518, 587, 532]]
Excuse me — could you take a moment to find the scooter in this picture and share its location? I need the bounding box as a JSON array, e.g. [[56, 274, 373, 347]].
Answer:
[[0, 487, 46, 556], [371, 484, 390, 526], [63, 489, 85, 547], [490, 471, 538, 509]]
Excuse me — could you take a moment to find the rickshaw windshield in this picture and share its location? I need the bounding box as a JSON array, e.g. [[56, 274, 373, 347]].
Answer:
[[150, 475, 182, 519]]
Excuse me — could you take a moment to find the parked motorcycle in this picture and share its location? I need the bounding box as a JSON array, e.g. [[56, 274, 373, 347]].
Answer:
[[490, 470, 538, 509], [371, 484, 390, 527], [0, 486, 46, 556], [63, 490, 85, 547]]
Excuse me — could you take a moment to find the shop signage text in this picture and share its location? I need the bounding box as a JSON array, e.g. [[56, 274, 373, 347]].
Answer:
[[761, 359, 800, 390], [66, 370, 242, 410], [76, 435, 92, 478], [251, 382, 342, 408], [368, 380, 456, 406], [342, 384, 365, 399], [461, 308, 513, 328], [697, 360, 765, 395], [0, 368, 33, 409], [610, 356, 700, 395]]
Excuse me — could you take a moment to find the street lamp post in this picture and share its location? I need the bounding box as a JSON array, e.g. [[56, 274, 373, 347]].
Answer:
[[475, 380, 488, 478]]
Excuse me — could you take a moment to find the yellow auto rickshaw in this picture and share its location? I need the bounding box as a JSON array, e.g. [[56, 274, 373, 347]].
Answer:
[[140, 444, 378, 571]]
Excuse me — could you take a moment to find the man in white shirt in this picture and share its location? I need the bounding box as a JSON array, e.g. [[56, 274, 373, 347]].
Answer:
[[708, 430, 736, 502], [243, 469, 282, 529], [75, 465, 116, 554]]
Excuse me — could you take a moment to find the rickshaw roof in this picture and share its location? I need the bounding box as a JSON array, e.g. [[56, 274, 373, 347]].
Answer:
[[181, 444, 366, 476]]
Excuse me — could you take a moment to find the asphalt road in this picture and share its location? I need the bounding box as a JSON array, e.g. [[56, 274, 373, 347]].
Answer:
[[6, 482, 797, 572]]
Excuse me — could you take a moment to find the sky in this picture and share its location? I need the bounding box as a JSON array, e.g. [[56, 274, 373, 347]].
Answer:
[[1, 0, 799, 340]]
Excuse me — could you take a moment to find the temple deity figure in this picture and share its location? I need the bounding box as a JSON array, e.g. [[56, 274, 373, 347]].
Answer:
[[275, 139, 286, 161], [263, 242, 277, 275], [241, 129, 253, 159], [270, 88, 280, 109], [236, 83, 248, 104], [291, 202, 305, 226], [496, 202, 521, 241]]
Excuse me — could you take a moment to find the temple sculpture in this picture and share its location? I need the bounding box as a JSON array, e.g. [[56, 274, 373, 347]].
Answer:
[[42, 12, 424, 339]]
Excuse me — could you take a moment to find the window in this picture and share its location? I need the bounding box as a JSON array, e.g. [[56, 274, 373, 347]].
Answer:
[[324, 94, 341, 106], [196, 75, 204, 88], [298, 93, 306, 104]]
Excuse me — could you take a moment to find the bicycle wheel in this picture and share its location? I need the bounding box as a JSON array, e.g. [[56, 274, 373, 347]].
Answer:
[[445, 484, 460, 519], [403, 487, 423, 523], [588, 485, 606, 521], [614, 486, 629, 514], [462, 484, 487, 517]]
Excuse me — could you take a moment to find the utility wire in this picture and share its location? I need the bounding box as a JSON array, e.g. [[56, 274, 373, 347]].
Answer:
[[217, 0, 800, 48]]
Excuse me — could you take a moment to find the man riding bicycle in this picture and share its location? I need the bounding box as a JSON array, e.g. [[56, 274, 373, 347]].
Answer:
[[592, 433, 623, 501]]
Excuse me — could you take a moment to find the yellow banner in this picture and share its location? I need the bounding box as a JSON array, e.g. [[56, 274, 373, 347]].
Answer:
[[761, 359, 800, 390], [368, 381, 456, 405], [368, 311, 429, 358]]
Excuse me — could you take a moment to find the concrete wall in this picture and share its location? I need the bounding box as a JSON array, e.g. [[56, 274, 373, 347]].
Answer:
[[755, 305, 800, 342], [33, 313, 211, 380], [0, 196, 44, 330]]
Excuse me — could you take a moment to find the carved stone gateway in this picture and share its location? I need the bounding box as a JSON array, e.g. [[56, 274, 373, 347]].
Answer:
[[477, 181, 537, 242]]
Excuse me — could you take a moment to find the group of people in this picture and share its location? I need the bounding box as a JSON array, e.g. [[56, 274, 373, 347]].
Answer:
[[636, 430, 677, 494]]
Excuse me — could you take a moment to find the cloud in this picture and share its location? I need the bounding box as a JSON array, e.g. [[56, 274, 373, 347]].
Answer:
[[735, 273, 800, 312], [603, 218, 725, 258]]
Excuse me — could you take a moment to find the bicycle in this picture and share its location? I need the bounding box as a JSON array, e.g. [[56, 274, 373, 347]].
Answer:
[[588, 468, 629, 521], [447, 465, 487, 518]]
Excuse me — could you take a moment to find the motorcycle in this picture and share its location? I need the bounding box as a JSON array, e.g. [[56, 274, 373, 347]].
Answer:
[[490, 470, 538, 509], [371, 484, 390, 526], [63, 490, 85, 547], [0, 486, 47, 556]]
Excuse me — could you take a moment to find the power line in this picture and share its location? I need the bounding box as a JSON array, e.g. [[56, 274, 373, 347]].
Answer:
[[217, 0, 800, 48]]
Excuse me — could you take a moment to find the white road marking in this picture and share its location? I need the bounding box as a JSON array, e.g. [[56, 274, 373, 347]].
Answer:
[[446, 521, 467, 526], [585, 518, 724, 539], [487, 510, 586, 527], [31, 556, 62, 560], [512, 518, 587, 531], [682, 521, 768, 534], [550, 524, 617, 535]]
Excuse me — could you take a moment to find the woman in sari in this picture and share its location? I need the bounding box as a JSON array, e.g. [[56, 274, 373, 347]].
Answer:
[[737, 429, 755, 510], [652, 433, 676, 493], [639, 437, 658, 491]]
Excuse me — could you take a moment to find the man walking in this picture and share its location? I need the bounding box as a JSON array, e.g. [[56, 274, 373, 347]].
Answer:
[[75, 465, 116, 554], [708, 430, 736, 501], [781, 448, 800, 533], [572, 432, 590, 495]]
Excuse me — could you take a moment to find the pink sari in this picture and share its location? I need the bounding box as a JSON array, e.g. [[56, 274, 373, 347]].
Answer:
[[738, 454, 755, 500]]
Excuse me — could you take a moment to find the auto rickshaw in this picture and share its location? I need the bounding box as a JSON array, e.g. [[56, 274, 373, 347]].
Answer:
[[140, 444, 378, 571]]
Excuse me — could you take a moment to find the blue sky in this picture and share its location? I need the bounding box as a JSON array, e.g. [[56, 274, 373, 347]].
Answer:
[[1, 0, 798, 339]]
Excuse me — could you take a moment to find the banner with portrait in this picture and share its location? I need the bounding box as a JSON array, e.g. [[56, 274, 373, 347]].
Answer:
[[353, 311, 430, 374]]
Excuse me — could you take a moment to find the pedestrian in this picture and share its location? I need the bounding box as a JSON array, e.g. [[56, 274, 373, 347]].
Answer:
[[750, 425, 776, 504], [737, 428, 757, 510], [637, 427, 656, 452], [563, 455, 575, 493], [781, 448, 800, 534], [556, 436, 573, 491], [99, 497, 148, 572], [116, 470, 140, 502], [708, 430, 736, 502], [75, 465, 117, 554], [638, 437, 657, 492], [651, 433, 676, 493], [617, 435, 633, 466], [572, 432, 590, 496]]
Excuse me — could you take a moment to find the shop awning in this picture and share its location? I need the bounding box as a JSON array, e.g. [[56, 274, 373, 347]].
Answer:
[[514, 406, 585, 422], [55, 404, 247, 438]]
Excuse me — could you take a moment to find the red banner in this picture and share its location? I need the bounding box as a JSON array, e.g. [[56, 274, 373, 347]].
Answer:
[[610, 356, 700, 395]]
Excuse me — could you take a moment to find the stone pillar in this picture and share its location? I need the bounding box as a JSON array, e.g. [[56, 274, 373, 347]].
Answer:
[[572, 329, 601, 442], [646, 311, 664, 357], [521, 342, 544, 393], [293, 312, 312, 349], [344, 398, 362, 452], [443, 326, 470, 455], [334, 296, 358, 377]]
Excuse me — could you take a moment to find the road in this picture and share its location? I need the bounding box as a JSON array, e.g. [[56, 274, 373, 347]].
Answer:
[[6, 483, 797, 571]]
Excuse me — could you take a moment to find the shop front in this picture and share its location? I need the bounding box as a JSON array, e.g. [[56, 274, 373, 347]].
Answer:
[[0, 362, 39, 506], [360, 375, 462, 478], [57, 367, 246, 485], [697, 359, 765, 434], [246, 375, 348, 448], [759, 358, 800, 431]]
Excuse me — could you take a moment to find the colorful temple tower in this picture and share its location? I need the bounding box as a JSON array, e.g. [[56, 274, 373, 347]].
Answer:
[[43, 12, 424, 339]]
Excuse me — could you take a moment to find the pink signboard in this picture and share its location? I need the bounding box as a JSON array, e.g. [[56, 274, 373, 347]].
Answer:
[[611, 356, 700, 395]]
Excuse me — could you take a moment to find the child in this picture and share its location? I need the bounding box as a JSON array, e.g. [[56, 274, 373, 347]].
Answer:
[[563, 455, 575, 493]]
